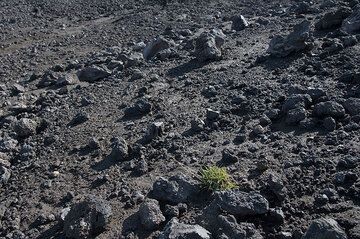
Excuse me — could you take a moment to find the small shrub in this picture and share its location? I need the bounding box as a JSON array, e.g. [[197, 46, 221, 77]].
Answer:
[[200, 166, 237, 191]]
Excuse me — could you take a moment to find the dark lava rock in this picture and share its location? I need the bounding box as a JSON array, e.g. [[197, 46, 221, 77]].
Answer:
[[282, 94, 312, 112], [313, 101, 346, 118], [151, 174, 199, 204], [124, 99, 152, 117], [194, 29, 225, 62], [63, 195, 112, 239], [78, 66, 111, 82], [68, 112, 90, 126], [302, 218, 347, 239], [57, 73, 80, 86], [286, 107, 307, 125], [323, 117, 337, 131], [109, 137, 129, 161], [267, 20, 313, 57], [14, 118, 37, 138], [138, 198, 165, 230], [231, 15, 249, 31], [315, 7, 352, 30], [217, 214, 262, 239], [214, 190, 269, 217], [158, 218, 211, 239], [342, 6, 360, 33], [221, 148, 239, 164], [143, 122, 164, 143], [343, 98, 360, 116], [143, 36, 172, 60]]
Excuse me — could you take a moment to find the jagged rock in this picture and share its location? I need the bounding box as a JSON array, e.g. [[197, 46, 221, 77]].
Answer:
[[232, 15, 249, 31], [302, 218, 347, 239], [217, 214, 263, 239], [215, 190, 269, 216], [343, 98, 360, 116], [63, 195, 112, 239], [191, 117, 205, 132], [143, 36, 172, 60], [68, 112, 89, 126], [315, 7, 352, 30], [313, 101, 346, 118], [109, 137, 129, 161], [194, 29, 225, 62], [286, 107, 307, 125], [57, 73, 80, 86], [151, 174, 199, 203], [0, 166, 11, 186], [159, 218, 211, 239], [138, 199, 165, 230], [143, 122, 164, 142], [77, 66, 111, 82], [282, 94, 312, 112], [323, 117, 337, 131], [342, 6, 360, 33], [206, 108, 220, 121], [124, 99, 152, 117], [267, 20, 313, 57], [14, 118, 37, 138]]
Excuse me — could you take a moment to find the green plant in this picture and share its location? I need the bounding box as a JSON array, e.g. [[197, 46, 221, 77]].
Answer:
[[200, 166, 237, 191]]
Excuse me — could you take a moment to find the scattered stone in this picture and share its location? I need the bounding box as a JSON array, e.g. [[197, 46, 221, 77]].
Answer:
[[315, 7, 352, 30], [268, 20, 313, 57], [163, 204, 180, 218], [217, 214, 262, 239], [143, 122, 164, 142], [143, 36, 172, 60], [343, 98, 360, 116], [313, 101, 346, 118], [110, 137, 129, 161], [191, 117, 205, 132], [342, 6, 360, 34], [322, 117, 336, 131], [63, 195, 112, 239], [14, 118, 37, 138], [221, 149, 239, 164], [215, 190, 269, 216], [124, 99, 152, 117], [194, 29, 225, 62], [0, 166, 11, 186], [138, 199, 165, 230], [159, 218, 211, 239], [302, 218, 347, 239], [269, 208, 285, 224], [69, 112, 90, 126], [282, 94, 312, 112], [151, 174, 199, 203], [286, 107, 307, 125], [231, 15, 249, 31], [57, 73, 79, 86], [78, 66, 111, 82], [206, 108, 220, 121], [11, 83, 25, 95]]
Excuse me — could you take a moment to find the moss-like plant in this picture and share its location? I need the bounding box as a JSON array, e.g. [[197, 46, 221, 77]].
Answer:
[[200, 166, 237, 191]]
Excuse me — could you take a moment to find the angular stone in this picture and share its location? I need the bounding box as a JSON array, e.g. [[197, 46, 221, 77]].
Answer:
[[159, 218, 211, 239], [232, 15, 249, 31], [342, 6, 360, 34], [315, 7, 352, 30], [14, 118, 37, 138], [143, 36, 172, 60], [78, 66, 111, 82], [313, 101, 346, 118], [302, 218, 347, 239], [138, 199, 165, 230]]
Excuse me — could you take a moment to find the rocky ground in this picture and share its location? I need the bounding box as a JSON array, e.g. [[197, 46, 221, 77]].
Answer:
[[1, 0, 360, 238]]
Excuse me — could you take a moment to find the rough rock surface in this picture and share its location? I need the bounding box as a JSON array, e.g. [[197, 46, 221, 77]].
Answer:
[[159, 218, 211, 239], [302, 218, 347, 239]]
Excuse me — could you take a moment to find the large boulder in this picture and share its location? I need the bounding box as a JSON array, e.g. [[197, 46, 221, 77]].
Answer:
[[343, 98, 360, 116], [63, 195, 112, 239], [215, 190, 269, 217], [302, 218, 347, 239], [342, 6, 360, 34], [159, 218, 211, 239], [194, 29, 225, 62], [77, 66, 111, 82], [138, 199, 165, 230], [313, 101, 346, 118], [315, 7, 352, 30], [267, 20, 313, 57], [151, 173, 199, 204]]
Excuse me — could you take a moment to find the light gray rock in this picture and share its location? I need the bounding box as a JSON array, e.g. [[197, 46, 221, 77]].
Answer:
[[302, 218, 347, 239], [138, 199, 165, 230], [143, 36, 172, 60], [342, 6, 360, 33], [268, 20, 313, 57], [215, 190, 269, 217], [0, 166, 11, 186], [63, 195, 112, 239], [57, 73, 80, 86], [194, 29, 225, 62], [159, 218, 211, 239]]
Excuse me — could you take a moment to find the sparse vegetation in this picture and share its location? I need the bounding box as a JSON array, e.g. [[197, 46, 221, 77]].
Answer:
[[200, 166, 237, 191]]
